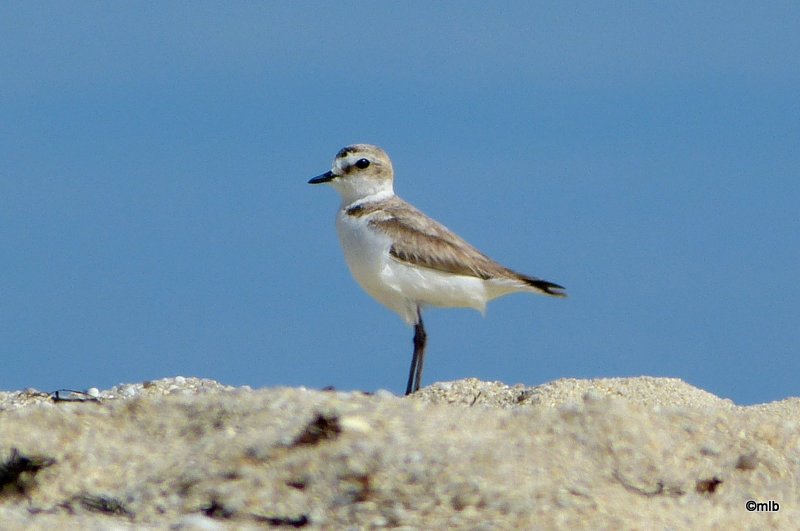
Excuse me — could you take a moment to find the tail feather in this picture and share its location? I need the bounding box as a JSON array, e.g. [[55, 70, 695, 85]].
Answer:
[[516, 272, 567, 297]]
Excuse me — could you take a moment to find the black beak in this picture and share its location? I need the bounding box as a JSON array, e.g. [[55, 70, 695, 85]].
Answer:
[[308, 170, 335, 184]]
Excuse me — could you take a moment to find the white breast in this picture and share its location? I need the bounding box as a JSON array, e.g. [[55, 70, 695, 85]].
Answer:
[[335, 208, 492, 325], [335, 209, 417, 323]]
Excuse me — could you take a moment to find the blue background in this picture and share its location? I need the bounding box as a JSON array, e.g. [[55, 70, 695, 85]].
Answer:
[[2, 2, 798, 404]]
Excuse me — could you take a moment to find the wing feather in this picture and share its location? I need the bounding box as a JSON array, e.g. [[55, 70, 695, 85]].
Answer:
[[348, 196, 566, 296]]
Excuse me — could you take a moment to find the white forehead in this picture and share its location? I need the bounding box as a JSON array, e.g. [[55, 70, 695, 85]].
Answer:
[[332, 144, 391, 172]]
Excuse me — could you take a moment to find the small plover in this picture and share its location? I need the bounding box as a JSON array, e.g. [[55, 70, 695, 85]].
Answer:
[[309, 144, 565, 395]]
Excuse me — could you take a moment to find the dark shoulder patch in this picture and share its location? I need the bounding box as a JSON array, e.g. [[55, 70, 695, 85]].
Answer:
[[345, 204, 365, 217]]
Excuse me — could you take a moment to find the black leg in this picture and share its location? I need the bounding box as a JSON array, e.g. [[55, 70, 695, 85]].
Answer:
[[405, 342, 418, 396], [413, 320, 426, 391], [405, 308, 427, 395]]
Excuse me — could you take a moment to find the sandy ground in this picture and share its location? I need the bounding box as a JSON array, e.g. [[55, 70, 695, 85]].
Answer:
[[0, 376, 797, 529]]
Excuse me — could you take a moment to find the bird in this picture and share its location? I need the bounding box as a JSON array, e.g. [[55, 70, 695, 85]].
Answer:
[[308, 144, 565, 395]]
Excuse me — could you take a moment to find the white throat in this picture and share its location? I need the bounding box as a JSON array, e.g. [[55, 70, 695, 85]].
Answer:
[[339, 188, 394, 209], [332, 178, 394, 207]]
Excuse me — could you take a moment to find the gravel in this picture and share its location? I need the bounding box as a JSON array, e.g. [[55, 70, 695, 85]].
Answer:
[[0, 376, 796, 529]]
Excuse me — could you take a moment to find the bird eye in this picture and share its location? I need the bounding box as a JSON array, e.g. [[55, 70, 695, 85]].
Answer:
[[355, 158, 371, 169]]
